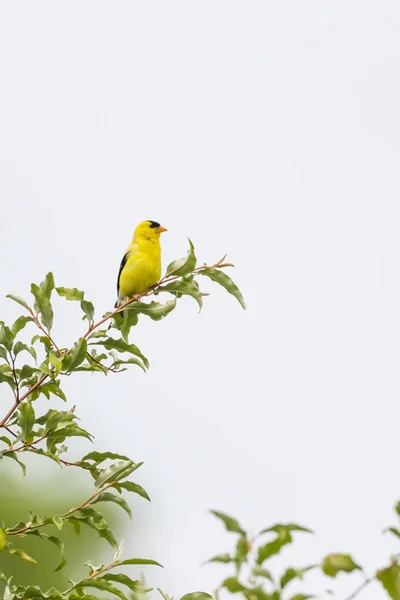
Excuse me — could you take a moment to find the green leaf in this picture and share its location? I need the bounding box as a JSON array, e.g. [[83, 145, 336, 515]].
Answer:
[[208, 554, 233, 564], [74, 578, 128, 600], [117, 557, 162, 567], [39, 381, 67, 401], [101, 574, 146, 592], [110, 357, 147, 373], [0, 528, 6, 552], [49, 351, 63, 375], [322, 554, 361, 578], [56, 287, 84, 301], [0, 325, 14, 351], [260, 523, 313, 535], [92, 492, 132, 519], [210, 510, 245, 534], [3, 452, 26, 475], [63, 338, 87, 372], [386, 527, 400, 539], [81, 451, 132, 464], [39, 272, 55, 298], [14, 341, 37, 362], [158, 280, 203, 310], [199, 268, 246, 309], [289, 596, 314, 600], [281, 568, 306, 589], [81, 300, 95, 322], [181, 594, 213, 600], [8, 546, 37, 563], [378, 565, 400, 600], [94, 338, 148, 369], [166, 239, 197, 277], [0, 436, 11, 447], [222, 577, 246, 593], [24, 530, 66, 572], [17, 402, 35, 443], [31, 283, 54, 330], [252, 567, 274, 581], [70, 507, 117, 548], [6, 294, 30, 311], [116, 480, 150, 501], [11, 316, 34, 337], [257, 527, 294, 564], [124, 299, 177, 321], [0, 371, 16, 390], [95, 459, 134, 489], [236, 535, 249, 562]]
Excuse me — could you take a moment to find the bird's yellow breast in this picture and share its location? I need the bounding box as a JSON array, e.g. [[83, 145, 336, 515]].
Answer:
[[119, 240, 162, 297]]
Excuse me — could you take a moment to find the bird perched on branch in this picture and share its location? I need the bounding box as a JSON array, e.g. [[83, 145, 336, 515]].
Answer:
[[115, 220, 167, 307]]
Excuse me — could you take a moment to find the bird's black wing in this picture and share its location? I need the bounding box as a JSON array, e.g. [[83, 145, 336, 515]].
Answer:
[[117, 251, 129, 296]]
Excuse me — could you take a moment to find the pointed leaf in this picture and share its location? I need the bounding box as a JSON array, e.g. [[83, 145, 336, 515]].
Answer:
[[56, 287, 84, 301], [17, 402, 35, 443], [39, 272, 55, 298], [0, 325, 14, 351], [210, 510, 245, 534], [117, 558, 162, 567], [158, 280, 203, 310], [124, 299, 177, 321], [94, 459, 134, 489], [81, 300, 95, 322], [63, 338, 87, 372], [378, 565, 400, 600], [8, 547, 37, 563], [31, 283, 54, 330], [322, 554, 361, 578], [74, 578, 128, 600], [181, 594, 213, 600], [101, 574, 146, 592], [222, 577, 246, 593], [3, 452, 26, 475], [92, 492, 132, 519], [95, 338, 148, 369], [0, 529, 6, 552], [199, 268, 246, 309], [81, 451, 132, 464], [11, 316, 34, 337], [117, 480, 150, 501], [166, 239, 197, 277], [208, 554, 233, 564], [14, 342, 37, 362], [6, 294, 30, 311]]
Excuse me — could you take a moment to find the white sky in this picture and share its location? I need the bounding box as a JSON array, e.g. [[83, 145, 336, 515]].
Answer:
[[1, 2, 400, 598]]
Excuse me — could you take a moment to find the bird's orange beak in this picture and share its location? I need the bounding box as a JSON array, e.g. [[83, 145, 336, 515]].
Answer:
[[156, 225, 168, 233]]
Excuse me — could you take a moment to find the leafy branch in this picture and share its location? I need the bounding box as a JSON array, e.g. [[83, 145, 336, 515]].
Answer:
[[0, 239, 245, 600]]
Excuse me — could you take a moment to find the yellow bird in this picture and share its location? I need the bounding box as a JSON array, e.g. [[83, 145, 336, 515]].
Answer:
[[116, 220, 167, 307]]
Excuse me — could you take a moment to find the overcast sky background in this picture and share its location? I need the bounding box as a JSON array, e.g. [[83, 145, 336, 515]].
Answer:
[[1, 2, 400, 598]]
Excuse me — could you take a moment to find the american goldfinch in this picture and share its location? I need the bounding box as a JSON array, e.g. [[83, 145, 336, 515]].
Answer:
[[116, 220, 167, 307]]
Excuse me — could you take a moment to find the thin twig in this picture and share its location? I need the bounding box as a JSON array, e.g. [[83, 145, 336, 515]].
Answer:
[[342, 576, 374, 600], [0, 373, 49, 428], [9, 352, 20, 403], [0, 255, 227, 429], [29, 309, 62, 355], [7, 481, 114, 536]]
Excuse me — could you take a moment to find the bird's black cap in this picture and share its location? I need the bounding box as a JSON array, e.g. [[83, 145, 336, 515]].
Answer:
[[148, 221, 161, 228]]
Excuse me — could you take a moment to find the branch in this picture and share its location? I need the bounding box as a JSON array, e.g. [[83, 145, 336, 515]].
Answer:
[[7, 481, 114, 536], [0, 254, 228, 428], [29, 308, 62, 355], [343, 577, 374, 600], [0, 373, 49, 428], [83, 255, 229, 339]]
